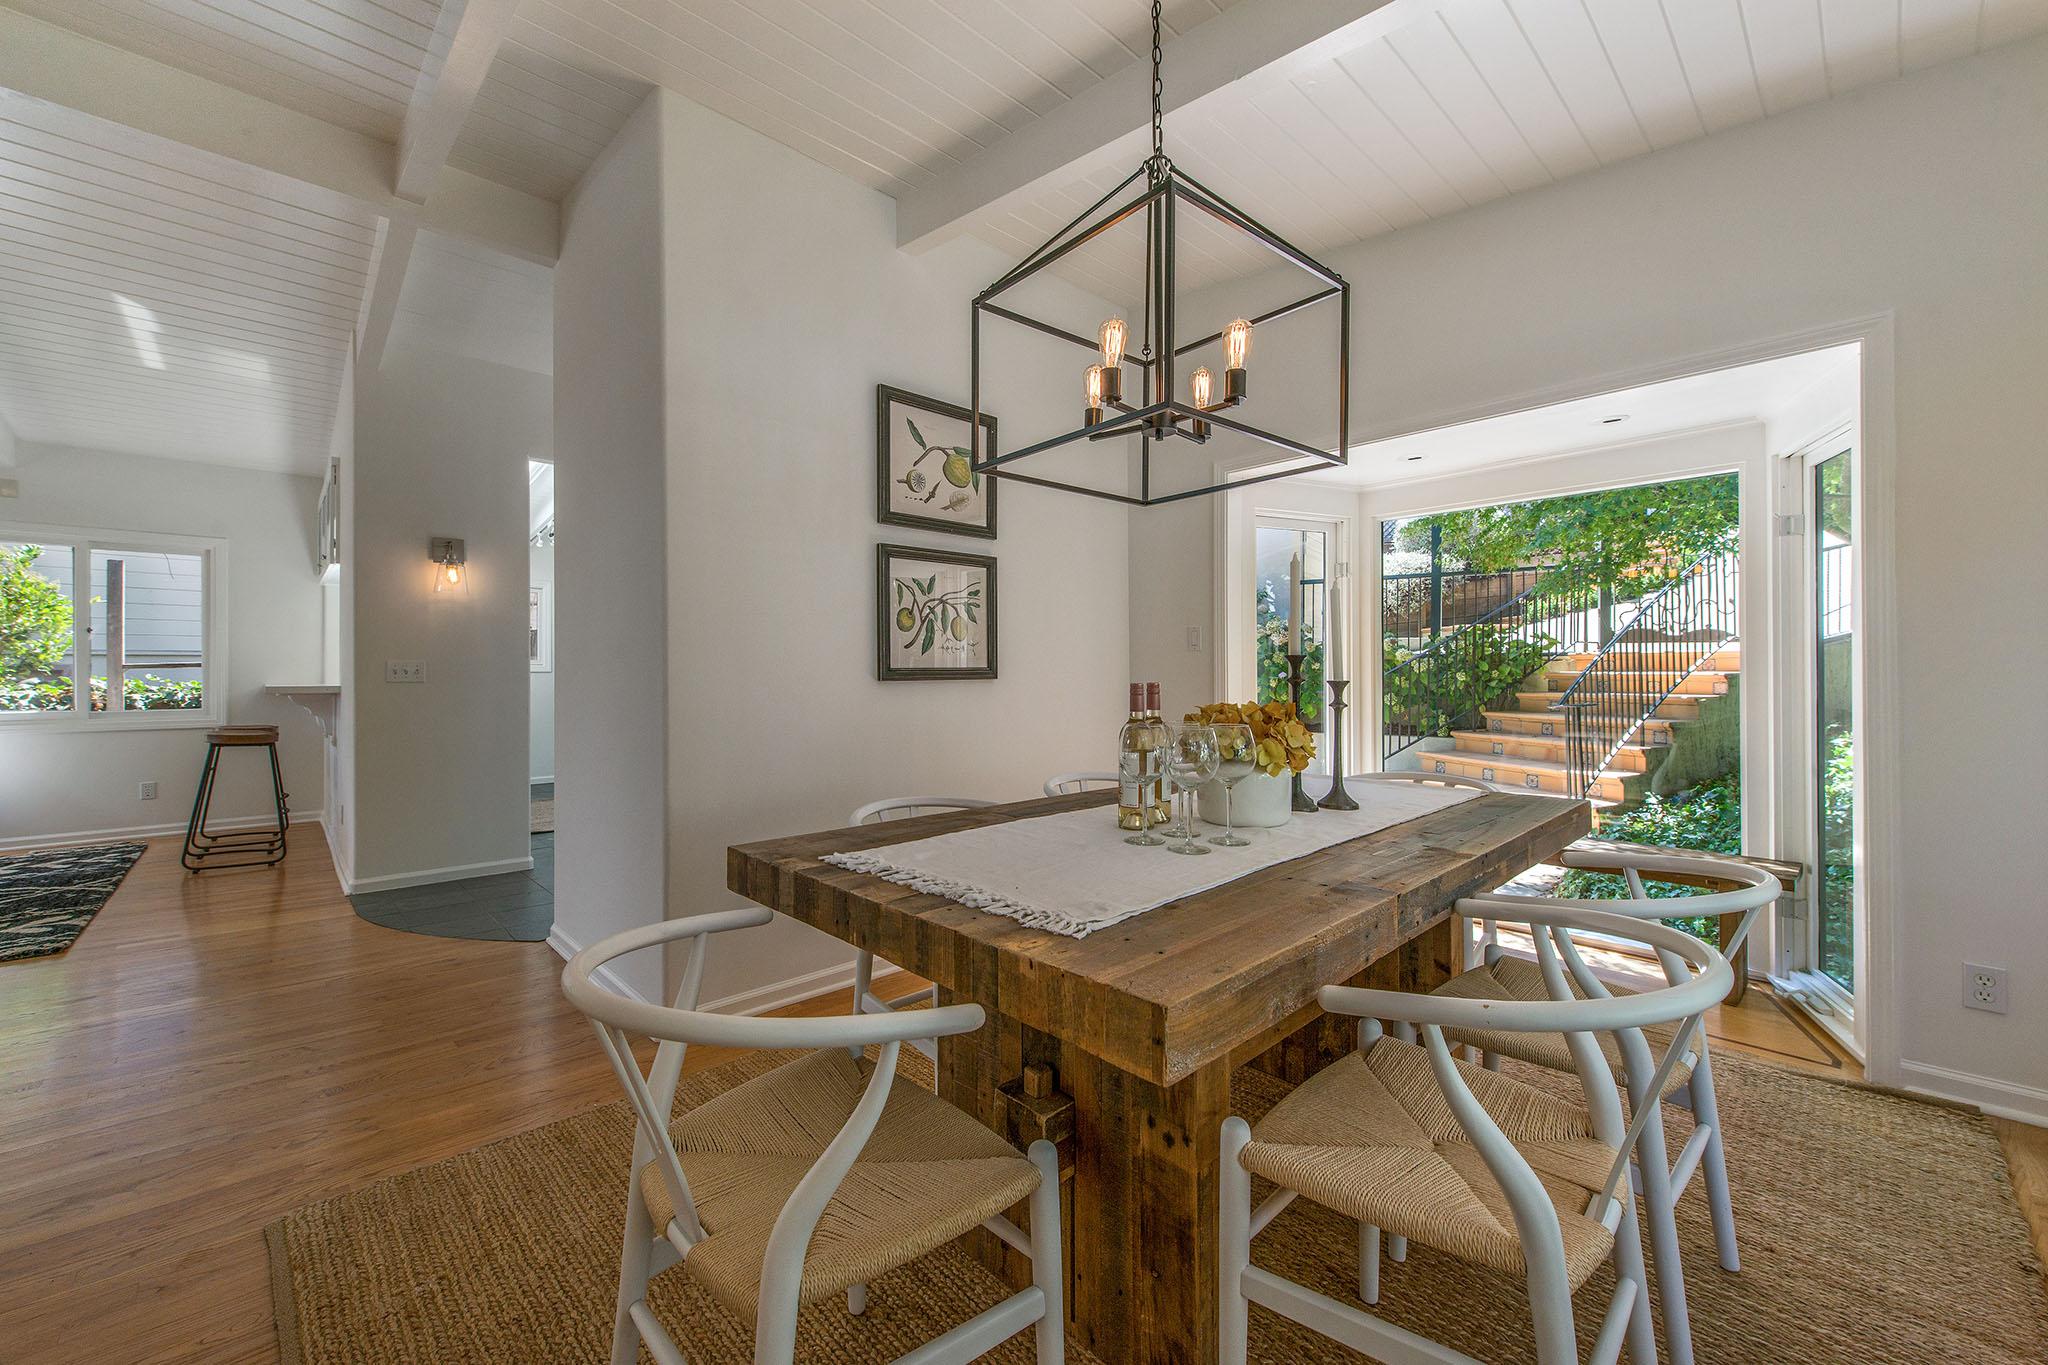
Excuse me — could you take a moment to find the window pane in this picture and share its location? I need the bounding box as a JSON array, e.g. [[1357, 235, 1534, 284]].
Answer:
[[91, 548, 205, 711], [1253, 524, 1328, 739], [1, 542, 76, 712]]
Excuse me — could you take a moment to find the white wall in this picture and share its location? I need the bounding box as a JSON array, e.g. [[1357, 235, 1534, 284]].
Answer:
[[1131, 36, 2048, 1118], [0, 441, 324, 848], [346, 341, 545, 888], [551, 89, 1130, 1011], [529, 540, 554, 783], [552, 91, 672, 1005]]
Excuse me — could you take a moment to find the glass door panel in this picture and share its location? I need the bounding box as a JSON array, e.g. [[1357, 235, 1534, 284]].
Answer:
[[1814, 452, 1856, 991], [1253, 520, 1330, 763]]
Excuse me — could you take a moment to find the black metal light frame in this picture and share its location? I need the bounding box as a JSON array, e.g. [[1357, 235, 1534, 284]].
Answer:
[[969, 158, 1350, 507]]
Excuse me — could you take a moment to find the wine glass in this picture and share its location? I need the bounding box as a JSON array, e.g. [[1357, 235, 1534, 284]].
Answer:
[[1165, 725, 1219, 856], [1120, 743, 1166, 846], [1209, 722, 1256, 847]]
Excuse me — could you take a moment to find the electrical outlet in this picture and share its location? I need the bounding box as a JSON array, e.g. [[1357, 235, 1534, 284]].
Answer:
[[385, 659, 425, 684], [1964, 963, 2008, 1014], [138, 781, 157, 800]]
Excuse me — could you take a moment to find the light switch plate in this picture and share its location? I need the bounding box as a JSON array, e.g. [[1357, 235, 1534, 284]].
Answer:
[[386, 659, 425, 684]]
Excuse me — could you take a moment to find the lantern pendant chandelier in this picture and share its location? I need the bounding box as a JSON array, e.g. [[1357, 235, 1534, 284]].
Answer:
[[969, 0, 1350, 506]]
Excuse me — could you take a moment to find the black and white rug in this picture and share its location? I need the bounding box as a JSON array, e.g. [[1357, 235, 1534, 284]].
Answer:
[[0, 842, 146, 963]]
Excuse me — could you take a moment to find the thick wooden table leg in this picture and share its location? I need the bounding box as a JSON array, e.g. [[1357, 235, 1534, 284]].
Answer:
[[1246, 915, 1463, 1083], [940, 1001, 1229, 1365]]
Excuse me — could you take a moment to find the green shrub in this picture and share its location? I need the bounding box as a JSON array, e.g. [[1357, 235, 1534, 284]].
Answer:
[[1561, 771, 1742, 943], [1383, 624, 1556, 739], [0, 673, 202, 712]]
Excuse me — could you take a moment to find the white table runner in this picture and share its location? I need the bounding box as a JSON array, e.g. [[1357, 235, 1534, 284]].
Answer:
[[823, 782, 1481, 939]]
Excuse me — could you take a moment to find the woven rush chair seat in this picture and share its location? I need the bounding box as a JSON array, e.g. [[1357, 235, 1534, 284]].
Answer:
[[1240, 1037, 1619, 1290], [1434, 955, 1696, 1097], [639, 1048, 1041, 1318]]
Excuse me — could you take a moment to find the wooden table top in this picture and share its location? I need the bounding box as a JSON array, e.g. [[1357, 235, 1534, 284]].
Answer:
[[728, 788, 1590, 1086]]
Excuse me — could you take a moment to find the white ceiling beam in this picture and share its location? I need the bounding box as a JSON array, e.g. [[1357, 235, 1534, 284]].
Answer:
[[0, 6, 557, 265], [894, 0, 1436, 252], [397, 0, 522, 203], [355, 214, 420, 371]]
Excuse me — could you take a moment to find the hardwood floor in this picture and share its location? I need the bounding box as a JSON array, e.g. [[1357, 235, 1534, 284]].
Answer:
[[1, 836, 2040, 1363]]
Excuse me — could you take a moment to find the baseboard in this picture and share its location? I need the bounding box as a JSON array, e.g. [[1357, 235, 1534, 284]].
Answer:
[[0, 810, 324, 854], [321, 815, 352, 892], [698, 959, 863, 1017], [545, 923, 647, 1004], [1896, 1057, 2048, 1127], [343, 854, 535, 896]]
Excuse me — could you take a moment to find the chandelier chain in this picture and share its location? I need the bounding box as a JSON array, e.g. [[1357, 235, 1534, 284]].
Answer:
[[1150, 0, 1164, 168]]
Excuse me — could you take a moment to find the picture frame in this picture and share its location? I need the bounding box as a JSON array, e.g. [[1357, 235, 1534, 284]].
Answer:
[[876, 543, 996, 681], [876, 384, 997, 539], [528, 584, 552, 672]]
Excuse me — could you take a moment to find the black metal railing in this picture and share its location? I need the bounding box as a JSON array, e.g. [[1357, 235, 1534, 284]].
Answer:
[[1553, 550, 1739, 797], [1382, 574, 1598, 763]]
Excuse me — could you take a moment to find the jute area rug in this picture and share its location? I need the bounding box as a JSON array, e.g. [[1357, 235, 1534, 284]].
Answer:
[[269, 1047, 2048, 1364], [530, 798, 555, 834]]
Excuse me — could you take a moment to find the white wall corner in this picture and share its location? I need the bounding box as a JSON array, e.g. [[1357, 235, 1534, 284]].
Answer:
[[546, 923, 649, 1005]]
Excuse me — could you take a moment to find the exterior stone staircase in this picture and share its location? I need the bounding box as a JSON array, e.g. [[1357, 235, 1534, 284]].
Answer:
[[1413, 646, 1740, 803]]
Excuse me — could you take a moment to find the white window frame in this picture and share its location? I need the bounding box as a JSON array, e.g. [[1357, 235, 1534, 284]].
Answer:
[[0, 520, 228, 733]]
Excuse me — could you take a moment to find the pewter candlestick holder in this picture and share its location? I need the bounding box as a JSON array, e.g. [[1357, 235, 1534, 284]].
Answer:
[[1285, 652, 1317, 812], [1318, 679, 1359, 810]]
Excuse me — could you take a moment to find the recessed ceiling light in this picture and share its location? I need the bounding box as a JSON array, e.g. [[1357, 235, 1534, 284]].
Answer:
[[1599, 414, 1630, 425]]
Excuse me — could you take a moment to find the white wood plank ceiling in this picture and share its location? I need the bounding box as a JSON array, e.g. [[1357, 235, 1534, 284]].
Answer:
[[0, 93, 375, 472], [2, 0, 2047, 471], [971, 0, 2048, 297]]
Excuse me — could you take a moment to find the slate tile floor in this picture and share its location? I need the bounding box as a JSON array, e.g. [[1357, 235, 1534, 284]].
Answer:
[[350, 830, 554, 943]]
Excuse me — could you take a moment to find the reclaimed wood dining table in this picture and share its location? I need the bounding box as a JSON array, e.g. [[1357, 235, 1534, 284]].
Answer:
[[726, 785, 1590, 1365]]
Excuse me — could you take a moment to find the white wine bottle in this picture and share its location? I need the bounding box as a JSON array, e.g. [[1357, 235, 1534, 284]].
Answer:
[[1145, 682, 1174, 825], [1118, 683, 1151, 831]]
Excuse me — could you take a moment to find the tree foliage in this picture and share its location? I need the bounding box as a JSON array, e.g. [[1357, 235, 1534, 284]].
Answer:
[[1396, 475, 1740, 596], [1, 544, 73, 680]]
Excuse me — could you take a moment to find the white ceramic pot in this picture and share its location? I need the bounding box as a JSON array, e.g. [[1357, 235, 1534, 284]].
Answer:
[[1197, 770, 1292, 829]]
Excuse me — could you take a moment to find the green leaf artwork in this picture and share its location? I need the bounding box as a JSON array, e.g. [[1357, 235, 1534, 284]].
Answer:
[[892, 570, 983, 662], [893, 417, 982, 515]]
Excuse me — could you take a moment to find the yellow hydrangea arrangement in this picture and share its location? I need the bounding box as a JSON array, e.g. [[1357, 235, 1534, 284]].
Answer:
[[1183, 700, 1315, 777]]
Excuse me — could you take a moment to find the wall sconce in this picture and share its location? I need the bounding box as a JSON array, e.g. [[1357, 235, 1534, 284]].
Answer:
[[429, 537, 468, 596]]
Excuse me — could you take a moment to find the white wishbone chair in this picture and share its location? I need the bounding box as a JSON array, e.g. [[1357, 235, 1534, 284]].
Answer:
[[1042, 772, 1119, 797], [1220, 906, 1731, 1365], [846, 797, 993, 1070], [562, 906, 1064, 1365], [1440, 846, 1781, 1365]]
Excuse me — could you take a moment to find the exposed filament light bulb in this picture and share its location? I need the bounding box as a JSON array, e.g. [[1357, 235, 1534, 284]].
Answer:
[[1222, 318, 1252, 372], [1189, 366, 1214, 409], [1084, 363, 1106, 424], [443, 564, 463, 587], [1098, 316, 1128, 369]]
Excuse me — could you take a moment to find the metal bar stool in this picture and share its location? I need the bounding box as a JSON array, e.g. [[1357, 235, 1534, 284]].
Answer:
[[181, 725, 290, 872]]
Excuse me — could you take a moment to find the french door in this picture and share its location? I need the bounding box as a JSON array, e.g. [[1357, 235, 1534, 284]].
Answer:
[[1775, 428, 1864, 1053], [1250, 512, 1349, 775]]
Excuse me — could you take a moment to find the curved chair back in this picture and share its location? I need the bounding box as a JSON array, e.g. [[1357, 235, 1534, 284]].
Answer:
[[1320, 906, 1730, 1246], [1043, 772, 1119, 797], [849, 795, 994, 826], [561, 907, 987, 1255], [1344, 769, 1500, 793]]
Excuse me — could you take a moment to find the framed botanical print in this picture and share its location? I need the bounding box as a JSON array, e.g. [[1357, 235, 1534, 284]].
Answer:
[[876, 384, 997, 539], [877, 543, 996, 681]]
